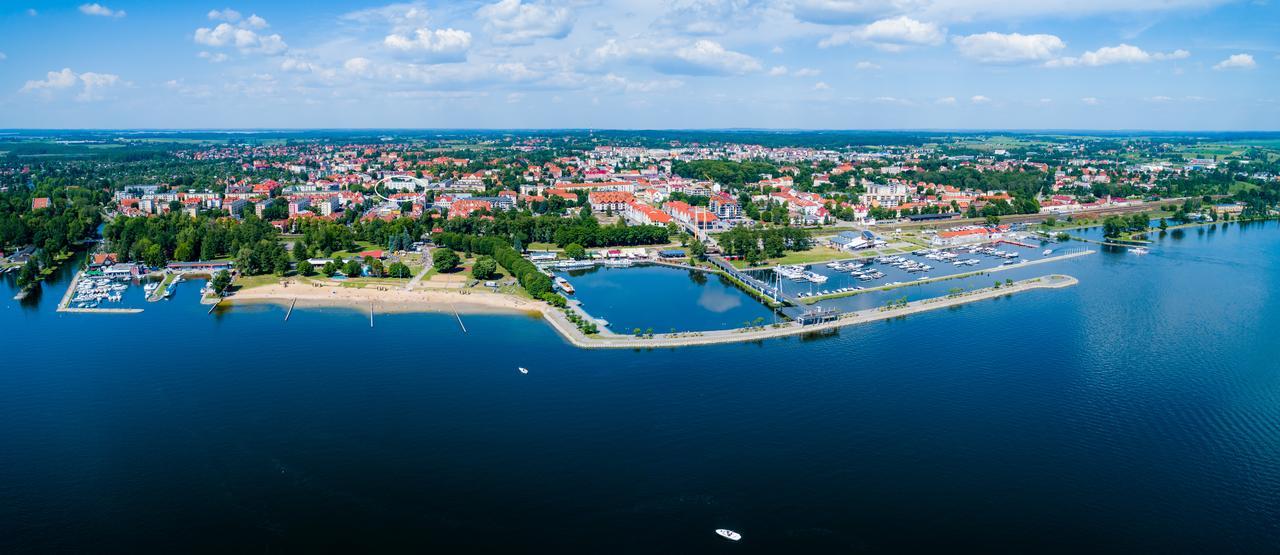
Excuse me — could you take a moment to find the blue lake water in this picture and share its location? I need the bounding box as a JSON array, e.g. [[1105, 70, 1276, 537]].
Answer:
[[2, 220, 1280, 553], [557, 264, 780, 332]]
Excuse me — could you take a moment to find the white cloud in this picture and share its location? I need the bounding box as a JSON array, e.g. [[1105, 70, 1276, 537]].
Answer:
[[198, 51, 229, 63], [20, 68, 121, 101], [1213, 53, 1256, 70], [1147, 95, 1173, 102], [791, 0, 1235, 25], [0, 52, 6, 62], [970, 95, 991, 103], [936, 96, 956, 104], [953, 32, 1065, 64], [506, 92, 526, 103], [1047, 44, 1189, 67], [194, 17, 288, 56], [813, 81, 831, 90], [653, 0, 768, 36], [793, 68, 821, 77], [280, 58, 319, 73], [341, 2, 434, 34], [602, 73, 684, 93], [207, 8, 241, 22], [821, 16, 945, 51], [855, 61, 881, 70], [79, 3, 125, 18], [476, 0, 573, 45], [344, 57, 373, 76], [384, 28, 472, 62], [768, 65, 788, 76], [1081, 96, 1100, 105]]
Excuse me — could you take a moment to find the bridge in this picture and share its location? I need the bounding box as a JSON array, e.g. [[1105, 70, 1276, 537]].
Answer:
[[706, 255, 841, 323]]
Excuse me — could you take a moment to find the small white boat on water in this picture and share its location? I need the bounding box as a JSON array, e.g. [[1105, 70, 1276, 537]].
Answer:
[[1043, 249, 1053, 256], [715, 529, 742, 541], [1130, 247, 1149, 255], [518, 367, 528, 374]]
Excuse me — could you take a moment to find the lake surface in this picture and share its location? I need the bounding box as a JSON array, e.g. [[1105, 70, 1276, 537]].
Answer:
[[3, 221, 1280, 553], [557, 264, 780, 332]]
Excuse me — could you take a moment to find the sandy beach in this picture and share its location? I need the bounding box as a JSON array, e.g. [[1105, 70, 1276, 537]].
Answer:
[[221, 281, 548, 317]]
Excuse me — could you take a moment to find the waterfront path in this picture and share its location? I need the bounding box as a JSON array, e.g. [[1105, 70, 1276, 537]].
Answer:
[[544, 274, 1078, 349]]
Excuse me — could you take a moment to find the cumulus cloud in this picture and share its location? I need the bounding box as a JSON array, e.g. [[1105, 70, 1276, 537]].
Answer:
[[952, 32, 1065, 64], [970, 95, 991, 103], [935, 96, 956, 104], [768, 65, 789, 76], [79, 3, 125, 18], [20, 68, 121, 101], [1046, 44, 1189, 67], [194, 14, 287, 56], [384, 28, 472, 62], [821, 16, 945, 51], [855, 61, 881, 70], [476, 0, 573, 45], [1213, 53, 1256, 70], [813, 81, 831, 90], [590, 38, 762, 76], [664, 39, 762, 75], [1081, 96, 1100, 105]]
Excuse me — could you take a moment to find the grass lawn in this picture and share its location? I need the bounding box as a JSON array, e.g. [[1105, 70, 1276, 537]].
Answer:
[[234, 273, 283, 290], [330, 241, 383, 260], [728, 245, 849, 268]]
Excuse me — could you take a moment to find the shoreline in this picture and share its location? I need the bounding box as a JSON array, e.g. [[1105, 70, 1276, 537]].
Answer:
[[215, 273, 1078, 349]]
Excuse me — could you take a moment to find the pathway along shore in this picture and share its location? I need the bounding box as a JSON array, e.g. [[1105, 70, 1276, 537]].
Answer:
[[544, 274, 1079, 349]]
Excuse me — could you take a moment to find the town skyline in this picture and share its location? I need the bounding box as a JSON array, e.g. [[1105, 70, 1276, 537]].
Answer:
[[0, 1, 1277, 130]]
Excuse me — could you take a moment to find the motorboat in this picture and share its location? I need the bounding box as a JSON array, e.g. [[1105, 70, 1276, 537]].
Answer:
[[715, 529, 742, 541], [518, 367, 528, 374], [1129, 247, 1149, 255]]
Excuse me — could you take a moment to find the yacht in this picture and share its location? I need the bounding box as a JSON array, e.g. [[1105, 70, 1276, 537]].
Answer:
[[518, 367, 528, 374], [1129, 247, 1150, 255]]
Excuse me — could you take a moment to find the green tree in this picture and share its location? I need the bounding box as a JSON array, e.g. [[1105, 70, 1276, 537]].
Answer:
[[432, 248, 460, 272], [564, 243, 588, 260], [343, 259, 363, 277], [387, 262, 412, 278], [298, 261, 315, 276], [211, 270, 232, 296], [472, 256, 498, 279]]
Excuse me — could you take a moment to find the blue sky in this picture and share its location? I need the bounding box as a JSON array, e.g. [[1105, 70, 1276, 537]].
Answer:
[[0, 1, 1277, 129]]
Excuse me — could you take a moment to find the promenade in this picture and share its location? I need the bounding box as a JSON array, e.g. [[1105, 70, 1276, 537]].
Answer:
[[543, 274, 1078, 349]]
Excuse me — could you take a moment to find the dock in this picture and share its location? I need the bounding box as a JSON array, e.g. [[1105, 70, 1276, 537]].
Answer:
[[451, 303, 467, 333], [285, 298, 296, 321], [369, 302, 374, 327]]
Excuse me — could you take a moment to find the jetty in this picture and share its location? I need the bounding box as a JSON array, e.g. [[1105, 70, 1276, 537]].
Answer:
[[56, 268, 145, 314]]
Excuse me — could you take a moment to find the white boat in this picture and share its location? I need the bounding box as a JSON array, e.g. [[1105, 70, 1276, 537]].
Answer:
[[1129, 247, 1149, 255], [1043, 249, 1053, 256], [518, 367, 528, 374], [715, 529, 742, 541]]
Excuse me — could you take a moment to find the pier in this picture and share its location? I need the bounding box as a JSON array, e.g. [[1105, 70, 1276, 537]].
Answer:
[[56, 268, 145, 314], [285, 298, 296, 321], [799, 249, 1095, 303]]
